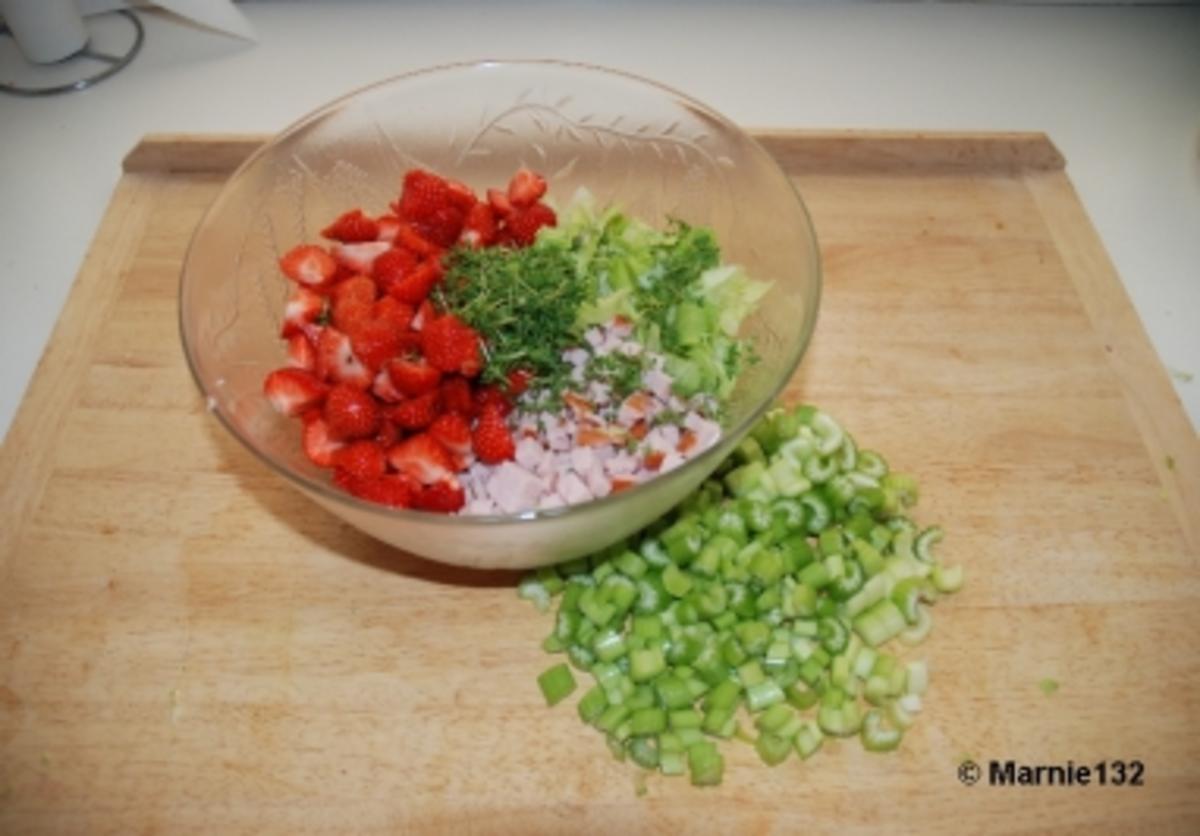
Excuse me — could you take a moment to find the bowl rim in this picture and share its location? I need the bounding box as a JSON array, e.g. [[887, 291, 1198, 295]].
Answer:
[[179, 58, 822, 527]]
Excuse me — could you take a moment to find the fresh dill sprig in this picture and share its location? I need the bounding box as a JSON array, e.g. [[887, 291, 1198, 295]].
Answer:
[[438, 242, 589, 389]]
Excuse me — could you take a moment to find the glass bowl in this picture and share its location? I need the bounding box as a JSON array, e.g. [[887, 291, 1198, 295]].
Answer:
[[180, 60, 821, 570]]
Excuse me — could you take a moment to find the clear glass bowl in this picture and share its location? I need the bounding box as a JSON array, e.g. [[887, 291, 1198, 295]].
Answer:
[[180, 60, 821, 570]]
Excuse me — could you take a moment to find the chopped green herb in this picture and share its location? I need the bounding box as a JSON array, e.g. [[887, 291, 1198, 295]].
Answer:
[[1039, 678, 1060, 696]]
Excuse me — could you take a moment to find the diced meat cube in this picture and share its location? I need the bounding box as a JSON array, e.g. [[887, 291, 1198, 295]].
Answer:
[[486, 462, 547, 514], [557, 470, 593, 505]]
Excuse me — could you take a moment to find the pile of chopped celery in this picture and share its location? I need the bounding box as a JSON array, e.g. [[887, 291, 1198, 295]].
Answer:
[[520, 403, 964, 787]]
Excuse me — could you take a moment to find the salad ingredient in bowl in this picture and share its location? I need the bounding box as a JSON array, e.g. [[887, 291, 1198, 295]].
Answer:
[[262, 165, 769, 516]]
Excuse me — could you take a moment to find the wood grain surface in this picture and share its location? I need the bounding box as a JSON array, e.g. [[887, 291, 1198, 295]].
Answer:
[[1, 132, 1197, 834]]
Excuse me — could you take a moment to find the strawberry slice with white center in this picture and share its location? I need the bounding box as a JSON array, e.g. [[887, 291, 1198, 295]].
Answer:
[[279, 244, 337, 288], [263, 368, 328, 416], [281, 286, 325, 337], [331, 241, 391, 273], [315, 327, 372, 388], [302, 413, 344, 467], [286, 333, 316, 371], [387, 433, 456, 485], [376, 215, 402, 242], [371, 368, 405, 403]]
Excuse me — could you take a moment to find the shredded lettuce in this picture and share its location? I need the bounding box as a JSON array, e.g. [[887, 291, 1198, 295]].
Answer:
[[537, 190, 770, 401]]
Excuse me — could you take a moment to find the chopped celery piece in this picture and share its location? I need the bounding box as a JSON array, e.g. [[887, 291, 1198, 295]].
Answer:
[[537, 663, 577, 707]]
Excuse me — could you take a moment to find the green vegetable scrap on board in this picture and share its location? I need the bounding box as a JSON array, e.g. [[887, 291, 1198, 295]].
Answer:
[[520, 402, 964, 787]]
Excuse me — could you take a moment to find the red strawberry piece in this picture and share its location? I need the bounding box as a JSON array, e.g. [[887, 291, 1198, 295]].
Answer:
[[505, 368, 533, 397], [372, 368, 405, 403], [387, 258, 442, 305], [315, 327, 372, 388], [388, 432, 455, 485], [281, 286, 325, 337], [417, 205, 466, 249], [395, 222, 442, 259], [376, 214, 402, 242], [459, 201, 498, 248], [337, 471, 418, 508], [415, 480, 466, 513], [372, 247, 419, 292], [411, 299, 436, 332], [429, 412, 472, 464], [386, 356, 442, 397], [321, 208, 380, 243], [330, 275, 378, 332], [332, 241, 391, 273], [349, 318, 404, 370], [438, 376, 476, 418], [472, 403, 516, 464], [280, 244, 337, 288], [302, 413, 344, 467], [445, 178, 478, 212], [323, 383, 381, 440], [286, 332, 316, 371], [372, 296, 415, 332], [263, 368, 328, 416], [421, 314, 482, 377], [387, 391, 440, 431], [332, 440, 387, 480], [474, 383, 512, 416], [507, 168, 547, 209], [487, 187, 513, 218], [505, 203, 557, 247], [396, 169, 452, 222], [375, 416, 401, 447]]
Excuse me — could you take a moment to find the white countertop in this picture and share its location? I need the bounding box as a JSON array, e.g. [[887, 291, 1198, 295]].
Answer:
[[1, 1, 1197, 443]]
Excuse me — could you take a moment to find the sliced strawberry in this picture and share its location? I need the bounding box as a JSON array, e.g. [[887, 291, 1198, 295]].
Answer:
[[302, 413, 344, 467], [508, 168, 547, 209], [330, 275, 378, 332], [332, 440, 387, 480], [286, 333, 316, 371], [417, 205, 466, 249], [348, 318, 404, 370], [375, 416, 401, 447], [376, 215, 402, 242], [372, 247, 419, 293], [472, 403, 516, 464], [337, 471, 417, 508], [415, 480, 466, 513], [321, 209, 380, 243], [421, 313, 482, 376], [460, 201, 497, 248], [487, 187, 513, 218], [387, 356, 441, 397], [372, 368, 405, 403], [388, 433, 455, 485], [429, 412, 472, 464], [264, 368, 328, 416], [411, 299, 436, 332], [332, 241, 391, 273], [387, 391, 440, 431], [387, 258, 442, 305], [281, 286, 325, 337], [474, 384, 512, 416], [438, 376, 476, 418], [315, 327, 372, 388], [395, 223, 442, 259], [280, 244, 337, 288], [445, 178, 478, 212], [372, 296, 415, 332], [505, 203, 557, 247], [323, 383, 381, 440], [396, 169, 452, 222], [506, 368, 533, 398]]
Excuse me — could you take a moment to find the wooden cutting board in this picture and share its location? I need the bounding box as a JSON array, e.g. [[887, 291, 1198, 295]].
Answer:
[[1, 131, 1197, 834]]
